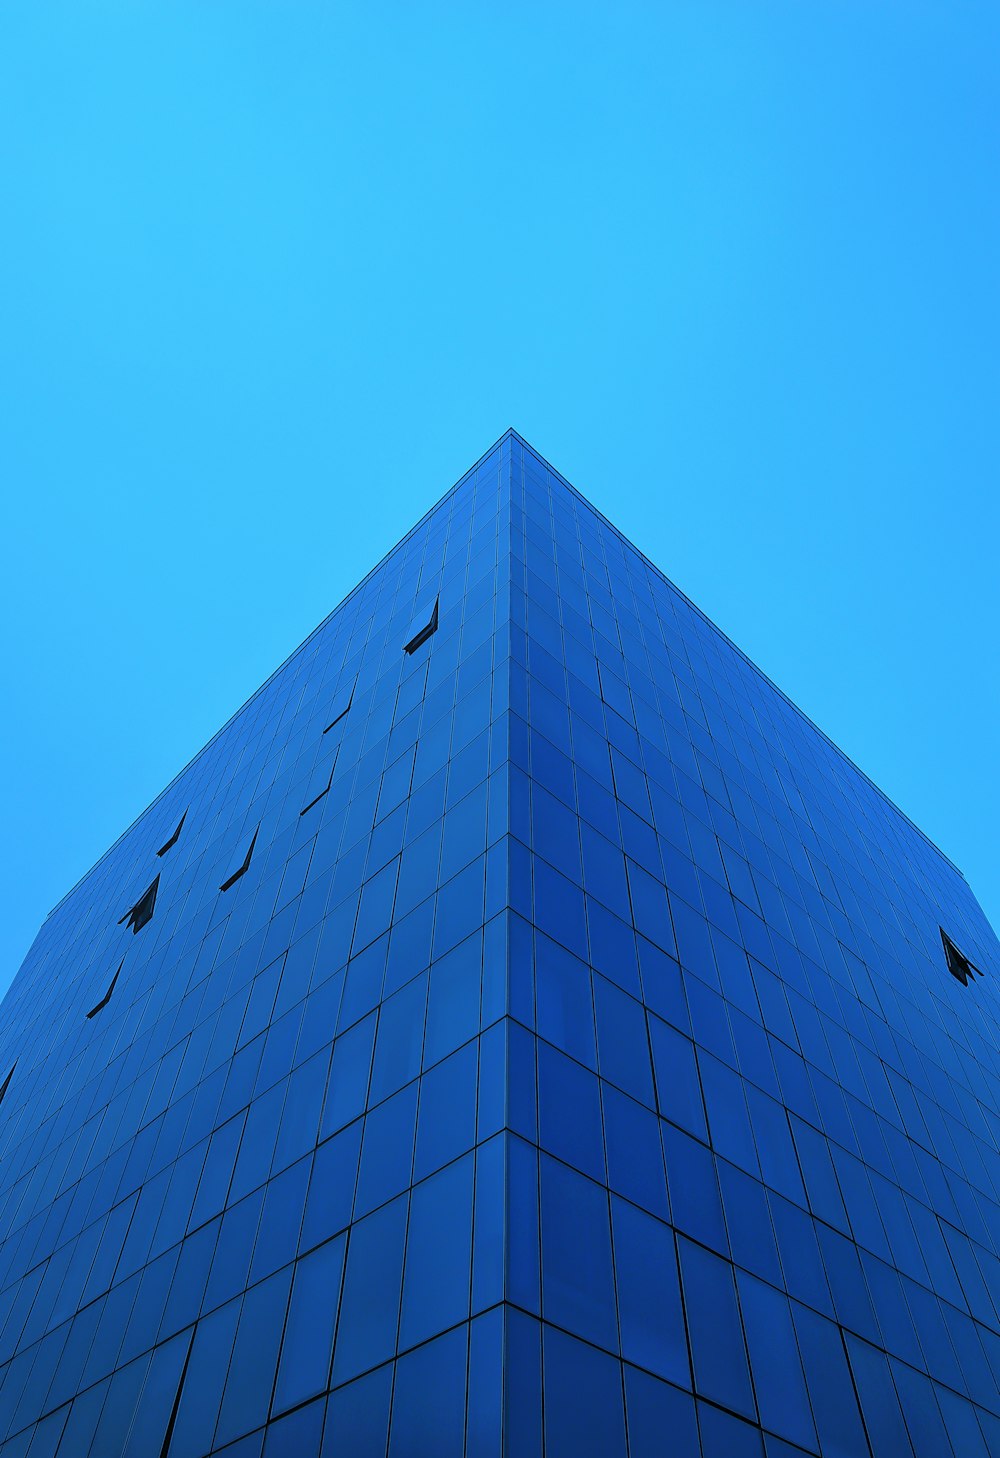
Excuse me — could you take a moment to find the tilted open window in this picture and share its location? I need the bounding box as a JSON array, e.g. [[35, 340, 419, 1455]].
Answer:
[[158, 1328, 195, 1458], [301, 751, 338, 816], [157, 810, 187, 857], [87, 959, 124, 1019], [0, 1065, 14, 1107], [941, 928, 981, 987], [220, 826, 259, 892], [119, 876, 159, 934], [323, 679, 355, 735], [403, 596, 439, 655]]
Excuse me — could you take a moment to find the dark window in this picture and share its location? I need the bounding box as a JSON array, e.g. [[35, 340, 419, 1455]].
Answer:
[[220, 828, 259, 892], [324, 680, 355, 734], [119, 876, 159, 934], [159, 1330, 195, 1458], [157, 811, 187, 857], [403, 597, 439, 655], [87, 959, 124, 1019], [941, 928, 981, 987], [301, 759, 336, 816], [0, 1065, 14, 1106]]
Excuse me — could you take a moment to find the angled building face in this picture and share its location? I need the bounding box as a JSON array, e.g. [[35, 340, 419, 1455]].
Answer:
[[0, 431, 998, 1457]]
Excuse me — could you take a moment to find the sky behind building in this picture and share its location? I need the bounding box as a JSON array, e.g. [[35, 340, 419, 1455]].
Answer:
[[1, 0, 997, 988]]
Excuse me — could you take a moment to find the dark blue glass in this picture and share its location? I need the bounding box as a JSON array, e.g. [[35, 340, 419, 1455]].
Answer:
[[272, 1235, 345, 1413], [0, 431, 996, 1454], [543, 1326, 627, 1458], [398, 1153, 473, 1348]]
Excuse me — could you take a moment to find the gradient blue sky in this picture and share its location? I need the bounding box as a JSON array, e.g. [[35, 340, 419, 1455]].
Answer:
[[2, 2, 997, 991]]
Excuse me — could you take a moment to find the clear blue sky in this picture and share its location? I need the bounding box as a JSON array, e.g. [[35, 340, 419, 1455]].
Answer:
[[1, 2, 997, 991]]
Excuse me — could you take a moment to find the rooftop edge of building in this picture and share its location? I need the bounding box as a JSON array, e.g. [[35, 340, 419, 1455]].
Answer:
[[42, 425, 967, 930], [505, 428, 966, 883]]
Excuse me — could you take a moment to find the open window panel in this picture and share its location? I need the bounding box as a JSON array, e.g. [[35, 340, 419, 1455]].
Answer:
[[323, 678, 356, 735], [87, 958, 124, 1019], [941, 928, 982, 987], [301, 749, 338, 816], [119, 875, 160, 934], [0, 1064, 14, 1107], [156, 1328, 196, 1458], [220, 826, 259, 892], [403, 595, 439, 655], [157, 810, 187, 857]]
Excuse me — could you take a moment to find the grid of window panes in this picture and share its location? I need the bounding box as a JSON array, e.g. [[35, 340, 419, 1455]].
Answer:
[[0, 438, 515, 1457], [502, 435, 1000, 1458], [1, 428, 998, 1458]]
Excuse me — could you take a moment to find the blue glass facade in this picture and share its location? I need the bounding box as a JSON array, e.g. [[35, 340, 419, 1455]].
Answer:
[[0, 430, 997, 1456]]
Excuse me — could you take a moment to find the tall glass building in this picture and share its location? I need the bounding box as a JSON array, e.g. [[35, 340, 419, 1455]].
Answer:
[[1, 431, 997, 1457]]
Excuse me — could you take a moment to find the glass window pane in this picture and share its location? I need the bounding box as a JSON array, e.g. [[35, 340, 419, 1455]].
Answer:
[[273, 1236, 346, 1414], [540, 1156, 616, 1352], [388, 1326, 467, 1458], [399, 1154, 473, 1349], [542, 1326, 626, 1458], [677, 1238, 756, 1422], [612, 1198, 688, 1389], [332, 1195, 408, 1385]]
